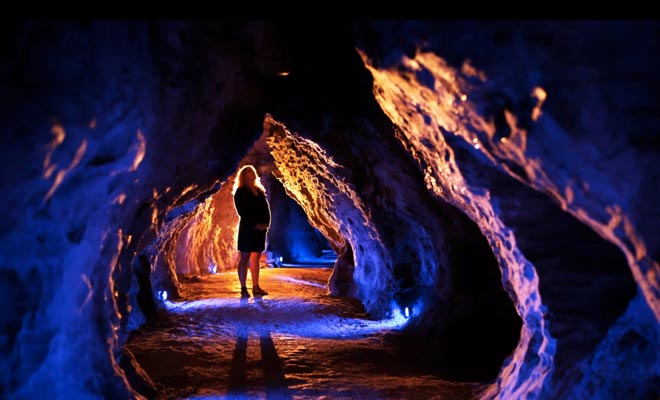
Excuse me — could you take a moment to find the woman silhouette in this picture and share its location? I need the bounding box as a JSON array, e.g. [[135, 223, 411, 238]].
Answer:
[[232, 165, 271, 297]]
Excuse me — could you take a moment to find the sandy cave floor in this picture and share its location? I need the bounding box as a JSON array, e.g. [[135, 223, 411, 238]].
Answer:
[[125, 267, 486, 400]]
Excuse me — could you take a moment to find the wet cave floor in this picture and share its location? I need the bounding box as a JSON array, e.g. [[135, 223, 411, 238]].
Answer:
[[125, 267, 487, 399]]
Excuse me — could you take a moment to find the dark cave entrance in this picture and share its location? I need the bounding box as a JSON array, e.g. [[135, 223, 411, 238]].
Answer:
[[494, 179, 638, 383], [447, 132, 639, 384], [388, 200, 523, 383], [440, 206, 523, 382]]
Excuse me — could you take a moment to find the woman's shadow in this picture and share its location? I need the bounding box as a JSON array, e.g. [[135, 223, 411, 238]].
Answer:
[[227, 297, 292, 399]]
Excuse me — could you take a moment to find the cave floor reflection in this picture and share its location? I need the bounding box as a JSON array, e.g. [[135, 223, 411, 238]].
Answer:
[[125, 267, 486, 400]]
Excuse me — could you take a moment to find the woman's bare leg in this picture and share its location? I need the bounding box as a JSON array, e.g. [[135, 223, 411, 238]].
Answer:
[[237, 252, 250, 289], [249, 252, 261, 288]]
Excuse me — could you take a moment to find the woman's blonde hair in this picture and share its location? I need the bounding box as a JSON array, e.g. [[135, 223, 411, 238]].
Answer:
[[232, 164, 266, 194]]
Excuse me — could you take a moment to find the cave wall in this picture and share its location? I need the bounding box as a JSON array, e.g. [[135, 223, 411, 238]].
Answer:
[[355, 20, 660, 399], [0, 20, 285, 399]]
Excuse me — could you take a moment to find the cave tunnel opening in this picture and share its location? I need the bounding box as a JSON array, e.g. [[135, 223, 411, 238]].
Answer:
[[264, 170, 337, 268], [131, 115, 525, 390], [125, 18, 531, 383]]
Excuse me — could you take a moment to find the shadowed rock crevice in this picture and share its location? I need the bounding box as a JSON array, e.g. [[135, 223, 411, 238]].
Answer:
[[497, 180, 637, 381], [450, 134, 638, 383], [389, 200, 522, 382]]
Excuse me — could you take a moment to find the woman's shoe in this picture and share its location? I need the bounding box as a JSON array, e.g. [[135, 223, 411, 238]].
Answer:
[[240, 287, 250, 297], [252, 286, 268, 296]]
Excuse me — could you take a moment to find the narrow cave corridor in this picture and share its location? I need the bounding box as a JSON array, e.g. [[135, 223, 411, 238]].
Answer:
[[126, 139, 524, 398], [2, 20, 660, 400]]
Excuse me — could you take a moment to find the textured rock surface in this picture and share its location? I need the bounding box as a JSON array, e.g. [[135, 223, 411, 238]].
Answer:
[[356, 20, 660, 399]]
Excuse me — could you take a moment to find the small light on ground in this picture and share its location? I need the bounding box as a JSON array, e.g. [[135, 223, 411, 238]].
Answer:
[[208, 263, 218, 274]]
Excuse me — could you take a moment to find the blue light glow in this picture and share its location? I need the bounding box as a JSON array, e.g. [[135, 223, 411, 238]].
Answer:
[[388, 304, 410, 327], [274, 276, 327, 289], [162, 296, 410, 339], [208, 263, 218, 274], [392, 298, 423, 322], [164, 298, 243, 311], [157, 290, 168, 301]]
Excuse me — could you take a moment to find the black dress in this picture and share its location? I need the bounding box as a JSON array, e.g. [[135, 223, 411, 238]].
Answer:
[[233, 186, 271, 252]]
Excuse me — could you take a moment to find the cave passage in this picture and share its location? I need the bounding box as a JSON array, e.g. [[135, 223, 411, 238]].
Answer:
[[131, 112, 527, 396], [4, 20, 659, 400]]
